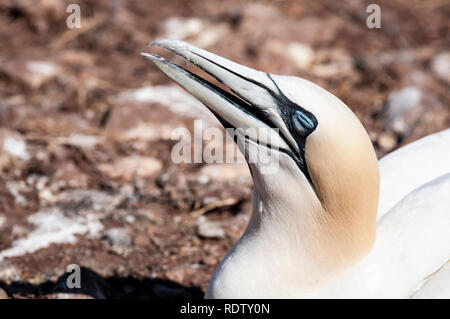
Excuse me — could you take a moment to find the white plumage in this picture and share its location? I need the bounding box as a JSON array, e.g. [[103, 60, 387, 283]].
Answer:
[[144, 39, 450, 298], [318, 158, 450, 298], [378, 129, 450, 219]]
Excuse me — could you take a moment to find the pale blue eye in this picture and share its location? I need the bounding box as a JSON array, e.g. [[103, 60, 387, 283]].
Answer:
[[293, 110, 315, 135]]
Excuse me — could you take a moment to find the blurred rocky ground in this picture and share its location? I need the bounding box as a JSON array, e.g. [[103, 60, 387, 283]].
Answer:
[[0, 0, 448, 298]]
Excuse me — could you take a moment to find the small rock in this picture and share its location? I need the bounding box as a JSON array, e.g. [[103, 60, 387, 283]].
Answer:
[[193, 24, 228, 48], [120, 184, 135, 197], [56, 189, 118, 211], [0, 59, 61, 89], [134, 234, 151, 248], [0, 215, 6, 228], [0, 262, 22, 283], [137, 209, 164, 224], [103, 228, 132, 247], [53, 162, 89, 189], [197, 175, 211, 185], [202, 196, 220, 206], [53, 293, 94, 299], [56, 134, 102, 149], [0, 288, 8, 299], [197, 216, 226, 239], [165, 266, 197, 283], [39, 188, 56, 203], [27, 60, 57, 77], [431, 52, 450, 84], [202, 256, 217, 266], [124, 215, 136, 224], [98, 156, 163, 181], [119, 123, 177, 142], [6, 182, 27, 205], [163, 17, 203, 40], [200, 163, 251, 183], [147, 224, 158, 236], [156, 173, 170, 188], [286, 42, 314, 70], [3, 138, 29, 160], [377, 133, 397, 151], [11, 225, 28, 239], [383, 86, 423, 135], [312, 49, 356, 80], [0, 129, 29, 160]]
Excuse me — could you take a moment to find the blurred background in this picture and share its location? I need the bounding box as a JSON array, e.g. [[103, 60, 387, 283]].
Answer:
[[0, 0, 448, 298]]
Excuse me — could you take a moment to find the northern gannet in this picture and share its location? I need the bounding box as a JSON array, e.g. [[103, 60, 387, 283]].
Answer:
[[142, 39, 450, 299]]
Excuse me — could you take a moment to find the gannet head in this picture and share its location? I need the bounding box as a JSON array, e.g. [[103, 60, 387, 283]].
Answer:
[[142, 39, 380, 272]]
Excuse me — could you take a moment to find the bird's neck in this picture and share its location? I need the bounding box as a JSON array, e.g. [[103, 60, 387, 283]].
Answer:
[[206, 172, 377, 298]]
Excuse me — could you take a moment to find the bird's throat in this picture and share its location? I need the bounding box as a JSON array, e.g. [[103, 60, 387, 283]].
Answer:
[[206, 164, 377, 298]]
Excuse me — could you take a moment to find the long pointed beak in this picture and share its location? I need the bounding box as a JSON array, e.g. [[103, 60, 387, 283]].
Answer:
[[141, 39, 297, 152]]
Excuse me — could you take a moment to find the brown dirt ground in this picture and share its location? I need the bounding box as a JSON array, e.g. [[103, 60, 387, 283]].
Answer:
[[0, 0, 448, 298]]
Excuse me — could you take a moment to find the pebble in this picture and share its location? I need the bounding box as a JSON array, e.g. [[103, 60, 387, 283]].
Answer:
[[431, 52, 450, 84], [56, 189, 118, 211], [0, 129, 30, 160], [98, 156, 163, 181], [103, 228, 132, 247], [53, 162, 89, 189], [0, 59, 60, 89], [311, 49, 355, 79], [0, 288, 8, 299], [197, 216, 226, 239], [202, 196, 220, 206], [134, 234, 151, 248], [200, 163, 251, 183], [56, 134, 102, 149], [202, 256, 217, 266], [0, 262, 21, 283], [163, 17, 203, 40], [165, 266, 197, 283], [384, 86, 422, 135], [11, 225, 28, 239], [0, 215, 6, 228], [197, 175, 211, 185], [124, 215, 136, 224], [286, 42, 314, 70], [377, 133, 397, 151], [53, 293, 94, 299]]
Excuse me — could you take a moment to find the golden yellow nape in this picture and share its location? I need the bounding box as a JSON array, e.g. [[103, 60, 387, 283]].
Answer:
[[305, 101, 380, 266]]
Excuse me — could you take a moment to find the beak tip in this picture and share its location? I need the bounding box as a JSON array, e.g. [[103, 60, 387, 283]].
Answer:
[[148, 38, 169, 47], [148, 38, 190, 52], [140, 52, 153, 59], [147, 40, 159, 46], [140, 52, 165, 65]]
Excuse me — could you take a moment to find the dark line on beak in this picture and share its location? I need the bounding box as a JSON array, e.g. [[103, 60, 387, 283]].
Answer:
[[145, 54, 288, 152], [172, 51, 283, 133], [150, 54, 255, 120], [190, 51, 281, 100], [181, 51, 312, 182]]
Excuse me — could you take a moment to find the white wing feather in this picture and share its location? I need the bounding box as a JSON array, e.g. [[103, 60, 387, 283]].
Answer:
[[319, 173, 450, 298], [411, 261, 450, 299], [378, 129, 450, 219]]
